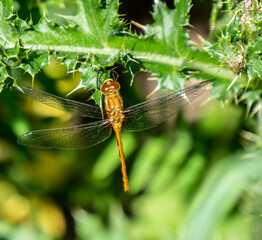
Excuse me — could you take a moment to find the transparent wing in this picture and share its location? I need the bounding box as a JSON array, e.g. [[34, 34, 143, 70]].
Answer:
[[18, 86, 103, 119], [17, 120, 112, 149], [122, 79, 214, 132]]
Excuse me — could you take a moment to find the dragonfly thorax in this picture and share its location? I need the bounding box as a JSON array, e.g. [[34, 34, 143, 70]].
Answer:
[[101, 79, 120, 95]]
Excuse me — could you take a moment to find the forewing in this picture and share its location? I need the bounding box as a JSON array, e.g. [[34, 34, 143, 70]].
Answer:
[[18, 86, 103, 118], [17, 120, 112, 149], [122, 79, 214, 132]]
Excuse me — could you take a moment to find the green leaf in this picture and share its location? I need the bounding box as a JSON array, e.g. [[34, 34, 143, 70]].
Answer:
[[206, 0, 262, 84], [1, 0, 13, 18], [1, 0, 196, 92], [144, 0, 191, 57], [129, 137, 166, 193], [19, 0, 121, 55], [179, 149, 262, 240], [0, 0, 258, 111], [247, 54, 262, 79], [0, 0, 17, 48], [148, 130, 192, 192], [136, 0, 192, 89], [19, 50, 50, 76], [65, 0, 120, 42], [74, 210, 107, 240], [0, 61, 9, 83], [55, 52, 78, 70], [92, 133, 136, 181]]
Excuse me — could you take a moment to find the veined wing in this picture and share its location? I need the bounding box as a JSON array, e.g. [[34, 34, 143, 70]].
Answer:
[[18, 86, 103, 119], [17, 120, 112, 149], [122, 79, 214, 132]]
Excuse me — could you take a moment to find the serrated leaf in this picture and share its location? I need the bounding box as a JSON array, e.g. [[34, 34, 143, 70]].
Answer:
[[55, 52, 78, 70], [1, 0, 13, 18], [240, 90, 261, 104], [0, 61, 9, 87], [239, 89, 261, 117], [77, 65, 98, 89], [65, 0, 120, 41], [247, 55, 262, 79], [20, 0, 120, 50], [0, 1, 17, 47], [136, 0, 192, 89], [4, 41, 20, 58], [206, 0, 262, 85], [250, 100, 262, 119], [14, 0, 126, 89], [14, 0, 195, 91], [0, 0, 243, 96], [144, 0, 191, 57], [13, 17, 31, 33], [19, 50, 50, 76]]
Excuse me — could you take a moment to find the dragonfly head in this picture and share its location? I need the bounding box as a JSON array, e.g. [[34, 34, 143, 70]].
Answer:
[[101, 79, 120, 95]]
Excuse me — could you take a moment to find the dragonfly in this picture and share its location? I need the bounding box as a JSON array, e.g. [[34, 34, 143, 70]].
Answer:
[[17, 78, 214, 192]]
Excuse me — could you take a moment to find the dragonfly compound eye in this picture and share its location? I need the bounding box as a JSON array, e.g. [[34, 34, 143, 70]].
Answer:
[[101, 81, 110, 94], [101, 79, 120, 94], [110, 81, 120, 91]]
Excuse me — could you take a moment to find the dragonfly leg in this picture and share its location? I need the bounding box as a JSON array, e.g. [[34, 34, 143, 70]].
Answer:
[[111, 70, 119, 82], [96, 70, 106, 90]]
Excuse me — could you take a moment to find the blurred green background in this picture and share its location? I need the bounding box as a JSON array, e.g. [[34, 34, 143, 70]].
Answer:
[[1, 0, 262, 240]]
